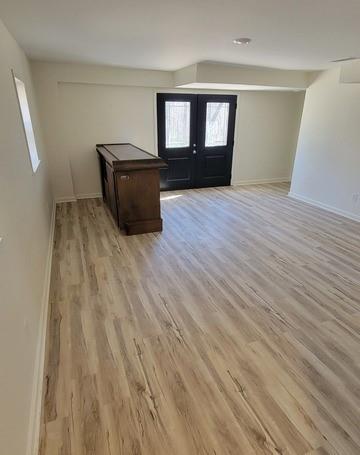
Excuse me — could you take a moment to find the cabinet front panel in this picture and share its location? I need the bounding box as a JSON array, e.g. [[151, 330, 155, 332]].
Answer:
[[116, 170, 160, 223]]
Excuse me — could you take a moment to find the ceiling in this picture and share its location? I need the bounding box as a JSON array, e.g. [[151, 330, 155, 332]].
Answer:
[[0, 0, 360, 71]]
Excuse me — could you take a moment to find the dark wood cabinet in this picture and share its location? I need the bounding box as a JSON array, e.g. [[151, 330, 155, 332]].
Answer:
[[97, 143, 167, 235]]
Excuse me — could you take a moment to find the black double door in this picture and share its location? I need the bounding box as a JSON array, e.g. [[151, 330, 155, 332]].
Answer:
[[157, 93, 237, 190]]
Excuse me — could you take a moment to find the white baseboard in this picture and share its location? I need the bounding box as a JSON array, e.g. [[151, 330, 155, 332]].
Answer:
[[232, 177, 291, 186], [26, 200, 56, 455], [288, 192, 360, 223], [55, 195, 76, 204], [75, 192, 102, 200], [55, 193, 102, 204]]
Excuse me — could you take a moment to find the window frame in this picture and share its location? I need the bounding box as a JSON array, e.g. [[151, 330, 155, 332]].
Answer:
[[12, 70, 41, 174]]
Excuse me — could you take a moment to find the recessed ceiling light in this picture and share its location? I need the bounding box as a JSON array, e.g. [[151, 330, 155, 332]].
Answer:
[[233, 38, 252, 45]]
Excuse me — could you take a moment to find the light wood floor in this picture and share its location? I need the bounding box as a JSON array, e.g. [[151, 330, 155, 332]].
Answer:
[[39, 183, 360, 455]]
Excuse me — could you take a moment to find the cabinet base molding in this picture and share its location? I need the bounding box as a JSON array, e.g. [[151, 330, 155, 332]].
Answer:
[[125, 218, 163, 235]]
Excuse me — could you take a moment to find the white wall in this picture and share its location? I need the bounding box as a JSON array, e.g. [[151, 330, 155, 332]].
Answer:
[[31, 61, 304, 200], [290, 68, 360, 221], [57, 83, 157, 197], [233, 91, 304, 184], [174, 62, 311, 89], [0, 19, 53, 455], [193, 62, 310, 89], [31, 61, 173, 200]]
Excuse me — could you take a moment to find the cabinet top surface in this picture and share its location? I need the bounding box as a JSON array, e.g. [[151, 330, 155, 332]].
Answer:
[[97, 143, 160, 162]]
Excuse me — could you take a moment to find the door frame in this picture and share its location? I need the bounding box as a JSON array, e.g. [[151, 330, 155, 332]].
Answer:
[[157, 93, 198, 190], [195, 93, 237, 188], [156, 91, 238, 190], [153, 90, 239, 188]]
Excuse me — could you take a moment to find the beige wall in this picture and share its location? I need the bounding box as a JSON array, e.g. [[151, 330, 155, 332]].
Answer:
[[0, 20, 53, 455], [31, 61, 173, 200], [174, 62, 311, 89], [290, 68, 360, 221], [57, 82, 157, 197], [31, 61, 304, 200], [233, 91, 304, 184], [194, 62, 310, 89]]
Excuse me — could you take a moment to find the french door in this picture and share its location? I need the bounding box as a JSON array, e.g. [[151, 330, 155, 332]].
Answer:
[[157, 93, 237, 190]]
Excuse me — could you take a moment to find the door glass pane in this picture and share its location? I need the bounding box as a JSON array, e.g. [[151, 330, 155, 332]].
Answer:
[[165, 101, 190, 148], [205, 102, 230, 147]]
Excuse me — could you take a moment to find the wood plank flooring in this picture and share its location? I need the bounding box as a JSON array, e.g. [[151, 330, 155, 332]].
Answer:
[[39, 183, 360, 455]]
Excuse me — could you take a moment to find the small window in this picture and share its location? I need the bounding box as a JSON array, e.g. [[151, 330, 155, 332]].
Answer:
[[205, 102, 230, 147], [165, 101, 190, 148], [12, 72, 40, 173]]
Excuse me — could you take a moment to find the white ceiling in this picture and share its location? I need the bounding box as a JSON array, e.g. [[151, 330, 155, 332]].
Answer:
[[1, 0, 360, 71]]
